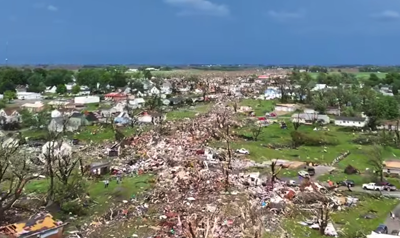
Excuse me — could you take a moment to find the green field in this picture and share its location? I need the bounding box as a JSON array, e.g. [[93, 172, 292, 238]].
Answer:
[[309, 72, 387, 79]]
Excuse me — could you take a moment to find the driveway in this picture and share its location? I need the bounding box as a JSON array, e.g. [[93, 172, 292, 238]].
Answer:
[[384, 203, 400, 234], [313, 166, 335, 179]]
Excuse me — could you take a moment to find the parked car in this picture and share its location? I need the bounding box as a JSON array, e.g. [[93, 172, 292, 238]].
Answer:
[[307, 167, 316, 176], [374, 224, 388, 234], [235, 148, 250, 154], [376, 181, 397, 191], [298, 170, 310, 178], [338, 180, 355, 187], [391, 230, 400, 235], [362, 183, 385, 191]]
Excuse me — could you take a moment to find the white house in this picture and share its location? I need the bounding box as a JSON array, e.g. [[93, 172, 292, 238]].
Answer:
[[161, 82, 172, 94], [291, 113, 330, 125], [264, 88, 281, 100], [45, 86, 57, 94], [334, 116, 368, 128], [17, 92, 42, 100], [312, 84, 327, 91], [274, 104, 298, 112], [148, 86, 161, 96], [51, 109, 63, 118], [129, 98, 145, 108], [74, 96, 100, 104]]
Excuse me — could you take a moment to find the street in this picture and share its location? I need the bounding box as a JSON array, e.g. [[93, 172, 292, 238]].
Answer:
[[342, 186, 400, 199]]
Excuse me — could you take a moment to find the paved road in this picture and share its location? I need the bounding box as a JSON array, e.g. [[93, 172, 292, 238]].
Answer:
[[344, 186, 400, 198], [384, 203, 400, 235], [338, 186, 400, 234]]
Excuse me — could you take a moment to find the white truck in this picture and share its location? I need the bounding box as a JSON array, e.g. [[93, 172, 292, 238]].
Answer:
[[362, 183, 385, 191]]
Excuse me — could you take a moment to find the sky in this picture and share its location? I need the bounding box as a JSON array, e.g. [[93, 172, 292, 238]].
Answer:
[[1, 0, 400, 65]]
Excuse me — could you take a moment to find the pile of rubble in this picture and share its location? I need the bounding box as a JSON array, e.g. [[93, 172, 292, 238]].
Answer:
[[75, 104, 356, 237]]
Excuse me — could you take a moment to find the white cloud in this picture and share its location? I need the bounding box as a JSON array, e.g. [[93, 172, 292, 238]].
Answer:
[[47, 5, 58, 11], [164, 0, 229, 17], [267, 9, 305, 20], [371, 10, 399, 21]]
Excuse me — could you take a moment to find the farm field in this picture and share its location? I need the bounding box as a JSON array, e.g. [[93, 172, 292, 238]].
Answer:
[[309, 72, 387, 79]]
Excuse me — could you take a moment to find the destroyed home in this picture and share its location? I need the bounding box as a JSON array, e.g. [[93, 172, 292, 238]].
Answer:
[[0, 213, 66, 238]]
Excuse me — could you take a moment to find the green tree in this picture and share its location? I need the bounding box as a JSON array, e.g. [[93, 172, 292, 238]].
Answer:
[[147, 95, 163, 110], [143, 70, 152, 80], [45, 69, 73, 87], [20, 109, 36, 128], [364, 96, 399, 129], [76, 69, 101, 91], [0, 100, 6, 109], [56, 84, 67, 94], [71, 85, 81, 94], [27, 73, 46, 93], [3, 90, 17, 103]]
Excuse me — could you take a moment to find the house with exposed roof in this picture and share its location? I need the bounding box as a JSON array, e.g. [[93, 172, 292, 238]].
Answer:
[[383, 159, 400, 175], [21, 101, 44, 112]]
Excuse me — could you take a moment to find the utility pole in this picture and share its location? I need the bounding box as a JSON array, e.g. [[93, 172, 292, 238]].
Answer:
[[5, 41, 8, 66]]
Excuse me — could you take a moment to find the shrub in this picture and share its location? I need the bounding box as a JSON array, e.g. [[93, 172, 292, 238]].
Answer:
[[61, 200, 88, 216], [352, 136, 379, 145]]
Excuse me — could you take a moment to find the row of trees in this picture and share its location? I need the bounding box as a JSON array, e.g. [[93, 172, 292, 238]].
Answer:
[[0, 66, 155, 94], [276, 72, 400, 129]]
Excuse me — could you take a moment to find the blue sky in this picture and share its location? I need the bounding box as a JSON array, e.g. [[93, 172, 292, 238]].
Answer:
[[1, 0, 400, 65]]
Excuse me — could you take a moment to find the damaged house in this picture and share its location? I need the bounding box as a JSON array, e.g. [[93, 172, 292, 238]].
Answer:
[[0, 109, 21, 130], [0, 213, 66, 238]]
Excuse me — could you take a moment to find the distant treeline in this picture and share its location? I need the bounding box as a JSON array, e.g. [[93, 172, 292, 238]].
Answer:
[[5, 64, 400, 73]]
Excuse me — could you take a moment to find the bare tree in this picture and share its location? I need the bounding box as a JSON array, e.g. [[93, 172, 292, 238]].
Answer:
[[270, 160, 283, 186], [273, 77, 290, 103], [0, 139, 38, 220], [292, 113, 301, 131], [367, 145, 384, 182], [248, 121, 264, 141], [318, 203, 329, 235]]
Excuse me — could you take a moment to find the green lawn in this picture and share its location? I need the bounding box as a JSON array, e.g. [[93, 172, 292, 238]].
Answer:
[[74, 125, 136, 142], [238, 99, 276, 116], [283, 194, 398, 238], [22, 125, 136, 143], [24, 175, 154, 229], [232, 124, 357, 164], [167, 103, 212, 120], [231, 122, 400, 182]]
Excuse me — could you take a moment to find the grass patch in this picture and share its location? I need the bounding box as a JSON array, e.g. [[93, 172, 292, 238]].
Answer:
[[167, 104, 212, 120], [22, 129, 48, 140], [24, 175, 154, 230], [74, 125, 136, 143], [238, 99, 275, 116], [232, 124, 356, 163], [283, 194, 398, 238]]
